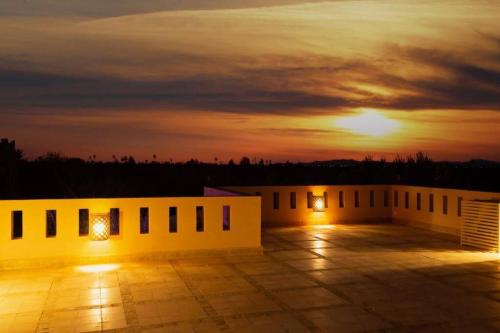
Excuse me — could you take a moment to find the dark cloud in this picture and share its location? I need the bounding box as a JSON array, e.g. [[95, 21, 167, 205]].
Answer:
[[401, 46, 500, 85], [0, 68, 355, 114], [0, 70, 92, 87], [0, 0, 335, 18], [372, 46, 500, 110], [476, 32, 500, 47], [386, 79, 499, 111], [0, 41, 499, 115]]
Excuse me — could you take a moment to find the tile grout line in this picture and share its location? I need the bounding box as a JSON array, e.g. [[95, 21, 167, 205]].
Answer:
[[267, 229, 406, 332], [99, 272, 104, 332], [34, 272, 62, 333], [229, 257, 323, 333], [170, 259, 230, 331], [116, 268, 141, 332]]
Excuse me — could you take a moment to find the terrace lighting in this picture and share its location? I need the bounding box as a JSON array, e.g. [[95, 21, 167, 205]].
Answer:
[[90, 213, 110, 241], [313, 196, 325, 212]]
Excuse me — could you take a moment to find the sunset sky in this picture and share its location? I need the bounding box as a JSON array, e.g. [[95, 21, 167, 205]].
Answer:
[[1, 0, 499, 162]]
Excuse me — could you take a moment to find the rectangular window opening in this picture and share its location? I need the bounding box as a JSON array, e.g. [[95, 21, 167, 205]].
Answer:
[[110, 208, 120, 235], [290, 192, 296, 209], [369, 190, 375, 208], [323, 191, 328, 208], [169, 207, 177, 233], [273, 192, 279, 210], [196, 206, 204, 232], [354, 191, 360, 208], [383, 190, 389, 207], [12, 210, 23, 240], [405, 192, 409, 209], [443, 195, 448, 215], [46, 210, 57, 238], [307, 191, 313, 208], [417, 193, 421, 211], [222, 205, 230, 231], [79, 209, 89, 236], [429, 194, 434, 212], [140, 207, 149, 234], [339, 191, 344, 208], [394, 191, 399, 207]]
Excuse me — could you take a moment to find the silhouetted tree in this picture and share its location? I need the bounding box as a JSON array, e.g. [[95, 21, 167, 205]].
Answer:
[[239, 157, 251, 166], [0, 138, 498, 199]]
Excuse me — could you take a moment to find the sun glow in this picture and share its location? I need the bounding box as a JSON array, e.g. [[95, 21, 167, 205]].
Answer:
[[336, 110, 400, 137]]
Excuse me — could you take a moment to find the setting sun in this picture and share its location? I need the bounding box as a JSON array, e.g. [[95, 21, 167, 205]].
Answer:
[[336, 110, 400, 137]]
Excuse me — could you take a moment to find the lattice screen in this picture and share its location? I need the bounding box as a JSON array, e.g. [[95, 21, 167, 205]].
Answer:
[[461, 200, 499, 252]]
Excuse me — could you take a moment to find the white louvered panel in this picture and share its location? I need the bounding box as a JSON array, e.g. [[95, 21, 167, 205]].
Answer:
[[461, 200, 499, 251]]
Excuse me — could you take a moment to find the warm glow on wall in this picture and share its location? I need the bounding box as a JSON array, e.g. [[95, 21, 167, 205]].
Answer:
[[336, 110, 400, 137], [90, 213, 110, 241]]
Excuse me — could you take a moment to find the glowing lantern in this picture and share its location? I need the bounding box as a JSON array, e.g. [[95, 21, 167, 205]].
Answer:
[[313, 196, 325, 212], [90, 213, 110, 241]]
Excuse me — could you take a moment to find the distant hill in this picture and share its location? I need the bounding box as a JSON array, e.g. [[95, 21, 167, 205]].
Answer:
[[460, 159, 500, 168]]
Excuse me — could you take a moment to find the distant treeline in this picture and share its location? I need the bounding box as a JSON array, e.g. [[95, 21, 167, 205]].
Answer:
[[0, 144, 499, 199]]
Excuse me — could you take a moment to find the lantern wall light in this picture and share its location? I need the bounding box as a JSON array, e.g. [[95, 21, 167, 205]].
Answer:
[[313, 196, 325, 212], [90, 213, 110, 241]]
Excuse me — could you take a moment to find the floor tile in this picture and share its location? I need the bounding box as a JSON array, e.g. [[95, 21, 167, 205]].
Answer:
[[273, 287, 346, 309], [303, 305, 392, 332]]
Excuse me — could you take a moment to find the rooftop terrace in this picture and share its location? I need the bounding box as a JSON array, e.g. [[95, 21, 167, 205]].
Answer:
[[1, 224, 499, 333]]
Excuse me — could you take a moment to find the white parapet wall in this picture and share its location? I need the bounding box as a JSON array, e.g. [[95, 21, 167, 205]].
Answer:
[[2, 185, 499, 269], [391, 186, 500, 238], [226, 185, 500, 240], [224, 185, 393, 225], [0, 196, 261, 269]]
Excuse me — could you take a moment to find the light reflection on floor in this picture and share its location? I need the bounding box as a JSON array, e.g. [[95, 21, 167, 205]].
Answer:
[[0, 224, 499, 333], [77, 264, 121, 274]]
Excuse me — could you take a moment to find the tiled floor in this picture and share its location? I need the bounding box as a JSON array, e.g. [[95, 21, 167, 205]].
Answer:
[[1, 224, 500, 333]]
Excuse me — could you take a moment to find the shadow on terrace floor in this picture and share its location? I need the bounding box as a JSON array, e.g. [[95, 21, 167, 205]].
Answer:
[[263, 223, 465, 253]]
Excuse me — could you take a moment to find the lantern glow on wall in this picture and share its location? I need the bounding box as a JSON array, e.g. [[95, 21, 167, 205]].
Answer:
[[90, 213, 110, 241]]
